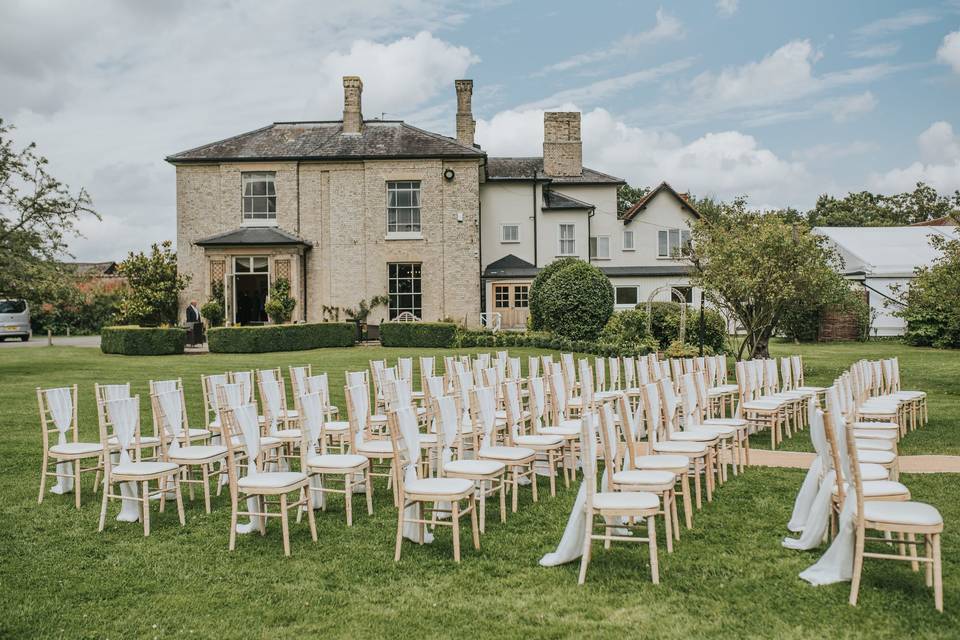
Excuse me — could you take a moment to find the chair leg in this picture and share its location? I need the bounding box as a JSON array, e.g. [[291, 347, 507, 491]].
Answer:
[[908, 533, 919, 572], [365, 469, 374, 515], [671, 490, 681, 541], [74, 460, 82, 509], [174, 476, 185, 526], [499, 475, 507, 523], [202, 465, 211, 514], [548, 451, 557, 497], [451, 501, 461, 563], [933, 533, 943, 612], [648, 515, 659, 585], [470, 497, 480, 551], [394, 499, 405, 562], [849, 527, 865, 606], [530, 463, 539, 503], [229, 495, 238, 551], [511, 470, 519, 513], [693, 460, 703, 510], [305, 488, 318, 543], [280, 493, 291, 557], [577, 514, 593, 585], [98, 480, 109, 532], [345, 475, 354, 527], [681, 475, 693, 529], [925, 534, 934, 587], [478, 485, 486, 534], [142, 481, 151, 537], [38, 455, 48, 504], [663, 493, 673, 554]]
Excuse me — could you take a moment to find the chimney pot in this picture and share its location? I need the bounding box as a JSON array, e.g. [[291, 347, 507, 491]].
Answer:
[[454, 79, 475, 147], [543, 111, 582, 177], [342, 76, 363, 135]]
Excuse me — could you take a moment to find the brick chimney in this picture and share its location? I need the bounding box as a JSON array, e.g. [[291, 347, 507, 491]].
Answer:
[[455, 79, 475, 147], [342, 76, 363, 135], [543, 112, 582, 177]]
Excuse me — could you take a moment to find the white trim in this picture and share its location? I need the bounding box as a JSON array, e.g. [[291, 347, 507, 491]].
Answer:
[[589, 235, 611, 260], [557, 223, 576, 256], [622, 229, 635, 251], [500, 223, 520, 244], [385, 232, 424, 241]]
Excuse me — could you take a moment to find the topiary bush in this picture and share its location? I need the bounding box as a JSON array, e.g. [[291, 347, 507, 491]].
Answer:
[[528, 257, 580, 331], [101, 325, 186, 355], [264, 278, 297, 324], [380, 322, 458, 348], [537, 261, 614, 340], [644, 301, 727, 352], [208, 322, 355, 353]]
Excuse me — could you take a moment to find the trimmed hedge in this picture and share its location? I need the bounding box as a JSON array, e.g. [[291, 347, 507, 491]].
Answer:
[[208, 323, 355, 353], [380, 322, 458, 348], [456, 329, 653, 358], [101, 325, 186, 356]]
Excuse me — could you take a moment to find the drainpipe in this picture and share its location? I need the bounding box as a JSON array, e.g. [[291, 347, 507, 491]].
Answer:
[[532, 177, 538, 266], [587, 207, 595, 263]]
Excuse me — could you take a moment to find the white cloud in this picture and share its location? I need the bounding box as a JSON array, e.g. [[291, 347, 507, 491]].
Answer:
[[937, 30, 960, 74], [791, 141, 879, 162], [477, 106, 810, 206], [848, 42, 901, 59], [716, 0, 739, 17], [821, 91, 877, 122], [537, 8, 683, 74], [869, 121, 960, 193], [853, 9, 938, 38]]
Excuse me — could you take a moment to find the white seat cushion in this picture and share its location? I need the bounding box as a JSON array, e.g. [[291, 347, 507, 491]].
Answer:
[[703, 418, 747, 427], [595, 390, 622, 400], [49, 442, 102, 456], [893, 391, 925, 399], [833, 480, 908, 498], [273, 428, 302, 440], [567, 397, 583, 407], [185, 428, 211, 439], [238, 471, 307, 490], [281, 409, 300, 419], [855, 439, 895, 452], [538, 425, 580, 437], [406, 477, 473, 496], [168, 445, 227, 462], [479, 445, 536, 461], [689, 424, 738, 437], [370, 414, 388, 423], [859, 463, 889, 481], [108, 435, 160, 447], [852, 429, 898, 441], [863, 501, 942, 527], [635, 454, 689, 469], [419, 433, 439, 445], [612, 469, 676, 486], [653, 441, 707, 455], [857, 449, 896, 464], [357, 440, 393, 455], [113, 461, 179, 476], [669, 431, 717, 443], [260, 436, 282, 447], [796, 386, 826, 393], [307, 454, 367, 469], [444, 459, 505, 475], [709, 384, 738, 394], [593, 491, 659, 511], [514, 435, 564, 447], [325, 421, 350, 432], [851, 421, 898, 431], [743, 401, 783, 411]]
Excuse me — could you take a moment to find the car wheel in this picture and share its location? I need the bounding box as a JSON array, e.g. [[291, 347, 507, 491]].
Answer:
[[21, 336, 29, 342]]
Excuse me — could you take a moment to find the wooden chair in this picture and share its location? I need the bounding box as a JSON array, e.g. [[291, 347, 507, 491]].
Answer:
[[503, 379, 564, 497], [691, 371, 749, 476], [577, 411, 661, 585], [222, 402, 316, 556], [345, 381, 397, 505], [529, 376, 577, 488], [473, 386, 538, 513], [657, 379, 719, 497], [734, 361, 787, 450], [97, 396, 184, 536], [37, 385, 103, 508], [149, 378, 211, 445], [95, 382, 160, 460], [679, 373, 740, 482]]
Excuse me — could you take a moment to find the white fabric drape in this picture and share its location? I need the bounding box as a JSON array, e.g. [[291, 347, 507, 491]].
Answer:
[[301, 391, 326, 509], [261, 379, 284, 435], [782, 402, 835, 550], [46, 387, 75, 494], [395, 406, 434, 544], [433, 395, 460, 519], [233, 403, 265, 534], [105, 397, 141, 522]]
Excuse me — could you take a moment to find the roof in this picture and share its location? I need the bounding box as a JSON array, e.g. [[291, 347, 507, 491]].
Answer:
[[542, 189, 594, 211], [813, 226, 959, 277], [485, 157, 625, 185], [167, 121, 484, 163], [195, 226, 312, 247], [481, 255, 692, 279], [63, 261, 119, 276], [621, 181, 699, 222], [911, 215, 958, 226]]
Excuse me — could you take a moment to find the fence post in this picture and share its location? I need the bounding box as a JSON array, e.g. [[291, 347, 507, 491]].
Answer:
[[47, 329, 53, 346]]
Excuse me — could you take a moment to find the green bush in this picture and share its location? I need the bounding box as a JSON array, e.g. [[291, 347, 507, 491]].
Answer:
[[380, 322, 458, 348], [664, 339, 714, 358], [643, 301, 726, 352], [455, 329, 652, 358], [537, 261, 614, 340], [897, 235, 960, 348], [208, 323, 355, 353], [100, 325, 186, 355], [528, 257, 580, 331], [600, 308, 659, 350], [264, 278, 296, 324]]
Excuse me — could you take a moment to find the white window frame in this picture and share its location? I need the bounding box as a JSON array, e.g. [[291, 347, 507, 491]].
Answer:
[[558, 223, 576, 256], [500, 223, 520, 244], [622, 229, 635, 251], [657, 228, 692, 258], [386, 181, 422, 239], [387, 262, 422, 319], [589, 235, 611, 260], [615, 285, 639, 307], [241, 172, 277, 225]]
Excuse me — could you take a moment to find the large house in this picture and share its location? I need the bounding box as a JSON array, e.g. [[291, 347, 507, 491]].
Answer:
[[168, 77, 700, 329]]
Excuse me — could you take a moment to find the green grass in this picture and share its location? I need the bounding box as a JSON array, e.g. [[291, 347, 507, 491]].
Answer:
[[1, 344, 959, 638]]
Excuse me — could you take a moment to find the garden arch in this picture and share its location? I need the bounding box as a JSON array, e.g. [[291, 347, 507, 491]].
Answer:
[[646, 286, 689, 344]]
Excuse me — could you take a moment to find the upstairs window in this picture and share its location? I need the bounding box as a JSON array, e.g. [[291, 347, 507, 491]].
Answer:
[[387, 181, 421, 234], [658, 228, 692, 258], [242, 172, 277, 223], [622, 230, 635, 251], [558, 223, 576, 256], [589, 236, 610, 260], [501, 224, 520, 243]]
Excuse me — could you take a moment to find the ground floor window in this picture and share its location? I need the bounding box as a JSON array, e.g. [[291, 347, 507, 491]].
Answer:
[[514, 285, 529, 307], [388, 263, 422, 319], [615, 286, 638, 306], [494, 285, 510, 308]]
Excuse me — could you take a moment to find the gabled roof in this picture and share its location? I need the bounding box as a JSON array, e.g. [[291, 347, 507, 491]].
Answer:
[[911, 215, 958, 226], [813, 226, 959, 277], [485, 157, 625, 185], [195, 226, 312, 247], [542, 189, 593, 211], [166, 121, 484, 163], [621, 181, 699, 222], [482, 254, 538, 278]]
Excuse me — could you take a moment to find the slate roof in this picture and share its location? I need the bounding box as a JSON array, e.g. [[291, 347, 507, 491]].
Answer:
[[482, 254, 538, 278], [621, 181, 699, 222], [195, 226, 312, 247], [482, 255, 692, 279], [64, 261, 119, 276], [542, 189, 594, 210], [485, 157, 625, 185], [167, 121, 484, 163]]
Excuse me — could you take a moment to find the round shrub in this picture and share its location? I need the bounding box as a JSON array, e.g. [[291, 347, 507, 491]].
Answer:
[[528, 257, 580, 331], [538, 261, 614, 340], [601, 309, 651, 345]]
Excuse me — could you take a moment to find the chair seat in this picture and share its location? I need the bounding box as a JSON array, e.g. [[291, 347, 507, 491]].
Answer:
[[357, 440, 393, 455], [272, 428, 302, 440], [851, 421, 899, 431], [113, 461, 179, 477], [185, 428, 211, 439], [669, 431, 718, 443], [306, 453, 368, 470], [325, 421, 350, 432], [538, 425, 580, 437], [496, 410, 530, 421], [635, 454, 689, 469], [863, 501, 943, 527], [689, 424, 738, 437], [593, 491, 659, 511], [858, 449, 896, 465], [478, 446, 536, 461], [796, 386, 826, 393], [411, 391, 425, 399], [595, 390, 622, 401], [108, 435, 160, 447], [892, 391, 925, 399], [703, 418, 748, 427], [325, 405, 339, 415], [168, 445, 227, 462], [444, 459, 505, 476], [855, 438, 895, 452], [282, 409, 300, 419], [859, 463, 889, 481], [370, 414, 388, 423], [612, 469, 676, 486], [238, 471, 308, 492], [567, 397, 583, 407], [653, 441, 707, 455], [709, 384, 739, 395], [406, 477, 474, 496], [419, 433, 439, 445], [852, 429, 898, 442], [50, 441, 103, 457], [514, 435, 564, 448], [743, 401, 783, 411], [833, 480, 909, 498]]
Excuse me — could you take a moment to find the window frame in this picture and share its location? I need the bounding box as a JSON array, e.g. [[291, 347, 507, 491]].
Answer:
[[657, 227, 692, 258], [557, 223, 576, 256], [241, 172, 277, 225], [500, 223, 520, 244], [622, 229, 635, 251], [387, 262, 422, 320], [494, 285, 511, 308], [514, 285, 529, 308], [386, 181, 422, 238], [589, 235, 611, 260], [615, 285, 639, 307]]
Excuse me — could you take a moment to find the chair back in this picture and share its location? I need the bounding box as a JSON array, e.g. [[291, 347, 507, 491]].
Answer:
[[152, 387, 189, 456], [609, 357, 621, 390], [202, 374, 229, 426], [37, 385, 78, 452], [471, 386, 498, 448], [102, 396, 143, 468], [578, 412, 599, 506], [528, 356, 540, 379], [641, 382, 664, 445]]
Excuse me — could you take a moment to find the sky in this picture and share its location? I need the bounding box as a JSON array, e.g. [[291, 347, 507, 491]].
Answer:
[[2, 0, 959, 262]]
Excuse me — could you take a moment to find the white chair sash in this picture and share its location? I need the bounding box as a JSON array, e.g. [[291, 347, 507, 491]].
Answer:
[[157, 389, 184, 453], [783, 399, 835, 549], [261, 378, 284, 435], [232, 402, 265, 533], [105, 396, 141, 521], [46, 387, 75, 494], [395, 405, 433, 543], [152, 380, 178, 395], [347, 384, 369, 449], [530, 378, 546, 431], [475, 386, 497, 448]]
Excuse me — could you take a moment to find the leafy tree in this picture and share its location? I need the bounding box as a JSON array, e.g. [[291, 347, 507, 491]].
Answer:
[[201, 280, 225, 327], [537, 261, 614, 340], [807, 183, 960, 227], [115, 241, 189, 326], [895, 234, 960, 348], [617, 183, 650, 217], [688, 198, 852, 359], [0, 119, 99, 300], [264, 277, 297, 324], [528, 257, 579, 330]]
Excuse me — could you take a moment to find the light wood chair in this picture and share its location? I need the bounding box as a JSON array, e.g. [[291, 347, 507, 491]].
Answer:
[[473, 386, 538, 513], [149, 378, 211, 445], [529, 376, 577, 488], [345, 380, 397, 505], [657, 379, 720, 497], [37, 385, 103, 508], [95, 382, 161, 460], [503, 379, 564, 497]]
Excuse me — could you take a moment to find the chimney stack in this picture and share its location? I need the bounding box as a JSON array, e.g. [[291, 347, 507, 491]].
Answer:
[[543, 112, 582, 177], [342, 76, 363, 135], [454, 79, 475, 147]]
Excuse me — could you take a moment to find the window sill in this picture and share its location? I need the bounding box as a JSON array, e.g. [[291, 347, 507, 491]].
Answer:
[[385, 232, 424, 241], [501, 240, 521, 244], [591, 257, 611, 261], [241, 220, 278, 227], [622, 248, 635, 252]]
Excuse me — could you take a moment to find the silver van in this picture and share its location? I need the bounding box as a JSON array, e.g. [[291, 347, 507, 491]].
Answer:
[[0, 299, 31, 342]]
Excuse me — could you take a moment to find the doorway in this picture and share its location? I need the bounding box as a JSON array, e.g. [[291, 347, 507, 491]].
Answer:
[[233, 256, 269, 325], [491, 281, 530, 330]]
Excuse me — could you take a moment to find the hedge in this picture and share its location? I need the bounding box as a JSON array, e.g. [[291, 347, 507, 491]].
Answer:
[[100, 325, 187, 356], [537, 261, 614, 340], [208, 323, 355, 353], [380, 322, 458, 348], [456, 329, 654, 358]]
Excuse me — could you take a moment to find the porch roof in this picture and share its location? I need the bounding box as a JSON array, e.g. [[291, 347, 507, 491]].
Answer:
[[195, 226, 312, 248]]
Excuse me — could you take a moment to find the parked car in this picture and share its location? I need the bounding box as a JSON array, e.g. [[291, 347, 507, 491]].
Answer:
[[0, 299, 31, 342]]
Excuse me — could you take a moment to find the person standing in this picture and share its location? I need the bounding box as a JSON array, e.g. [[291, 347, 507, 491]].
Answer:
[[185, 300, 201, 324]]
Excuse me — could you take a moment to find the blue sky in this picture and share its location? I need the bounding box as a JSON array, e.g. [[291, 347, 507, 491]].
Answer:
[[1, 0, 958, 260]]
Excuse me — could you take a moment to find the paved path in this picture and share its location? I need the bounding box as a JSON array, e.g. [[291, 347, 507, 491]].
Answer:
[[0, 335, 101, 348], [746, 449, 960, 473]]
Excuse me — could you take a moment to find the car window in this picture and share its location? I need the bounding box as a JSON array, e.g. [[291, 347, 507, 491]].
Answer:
[[0, 300, 27, 313]]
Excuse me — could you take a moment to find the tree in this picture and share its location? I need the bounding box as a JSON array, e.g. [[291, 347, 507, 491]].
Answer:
[[895, 234, 960, 348], [264, 277, 297, 324], [806, 183, 960, 227], [537, 261, 614, 340], [0, 119, 99, 300], [115, 241, 189, 326], [688, 198, 852, 359], [528, 257, 579, 330], [617, 183, 650, 217]]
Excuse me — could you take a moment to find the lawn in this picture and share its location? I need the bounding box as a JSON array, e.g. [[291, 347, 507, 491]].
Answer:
[[1, 343, 958, 638]]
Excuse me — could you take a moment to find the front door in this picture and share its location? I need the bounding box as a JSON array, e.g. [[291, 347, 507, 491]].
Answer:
[[492, 282, 530, 330], [232, 256, 269, 325]]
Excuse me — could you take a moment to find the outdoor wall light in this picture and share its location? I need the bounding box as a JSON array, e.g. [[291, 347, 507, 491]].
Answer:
[[443, 168, 456, 181]]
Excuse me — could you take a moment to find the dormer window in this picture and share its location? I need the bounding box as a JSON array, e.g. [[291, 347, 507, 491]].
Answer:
[[242, 172, 277, 224]]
